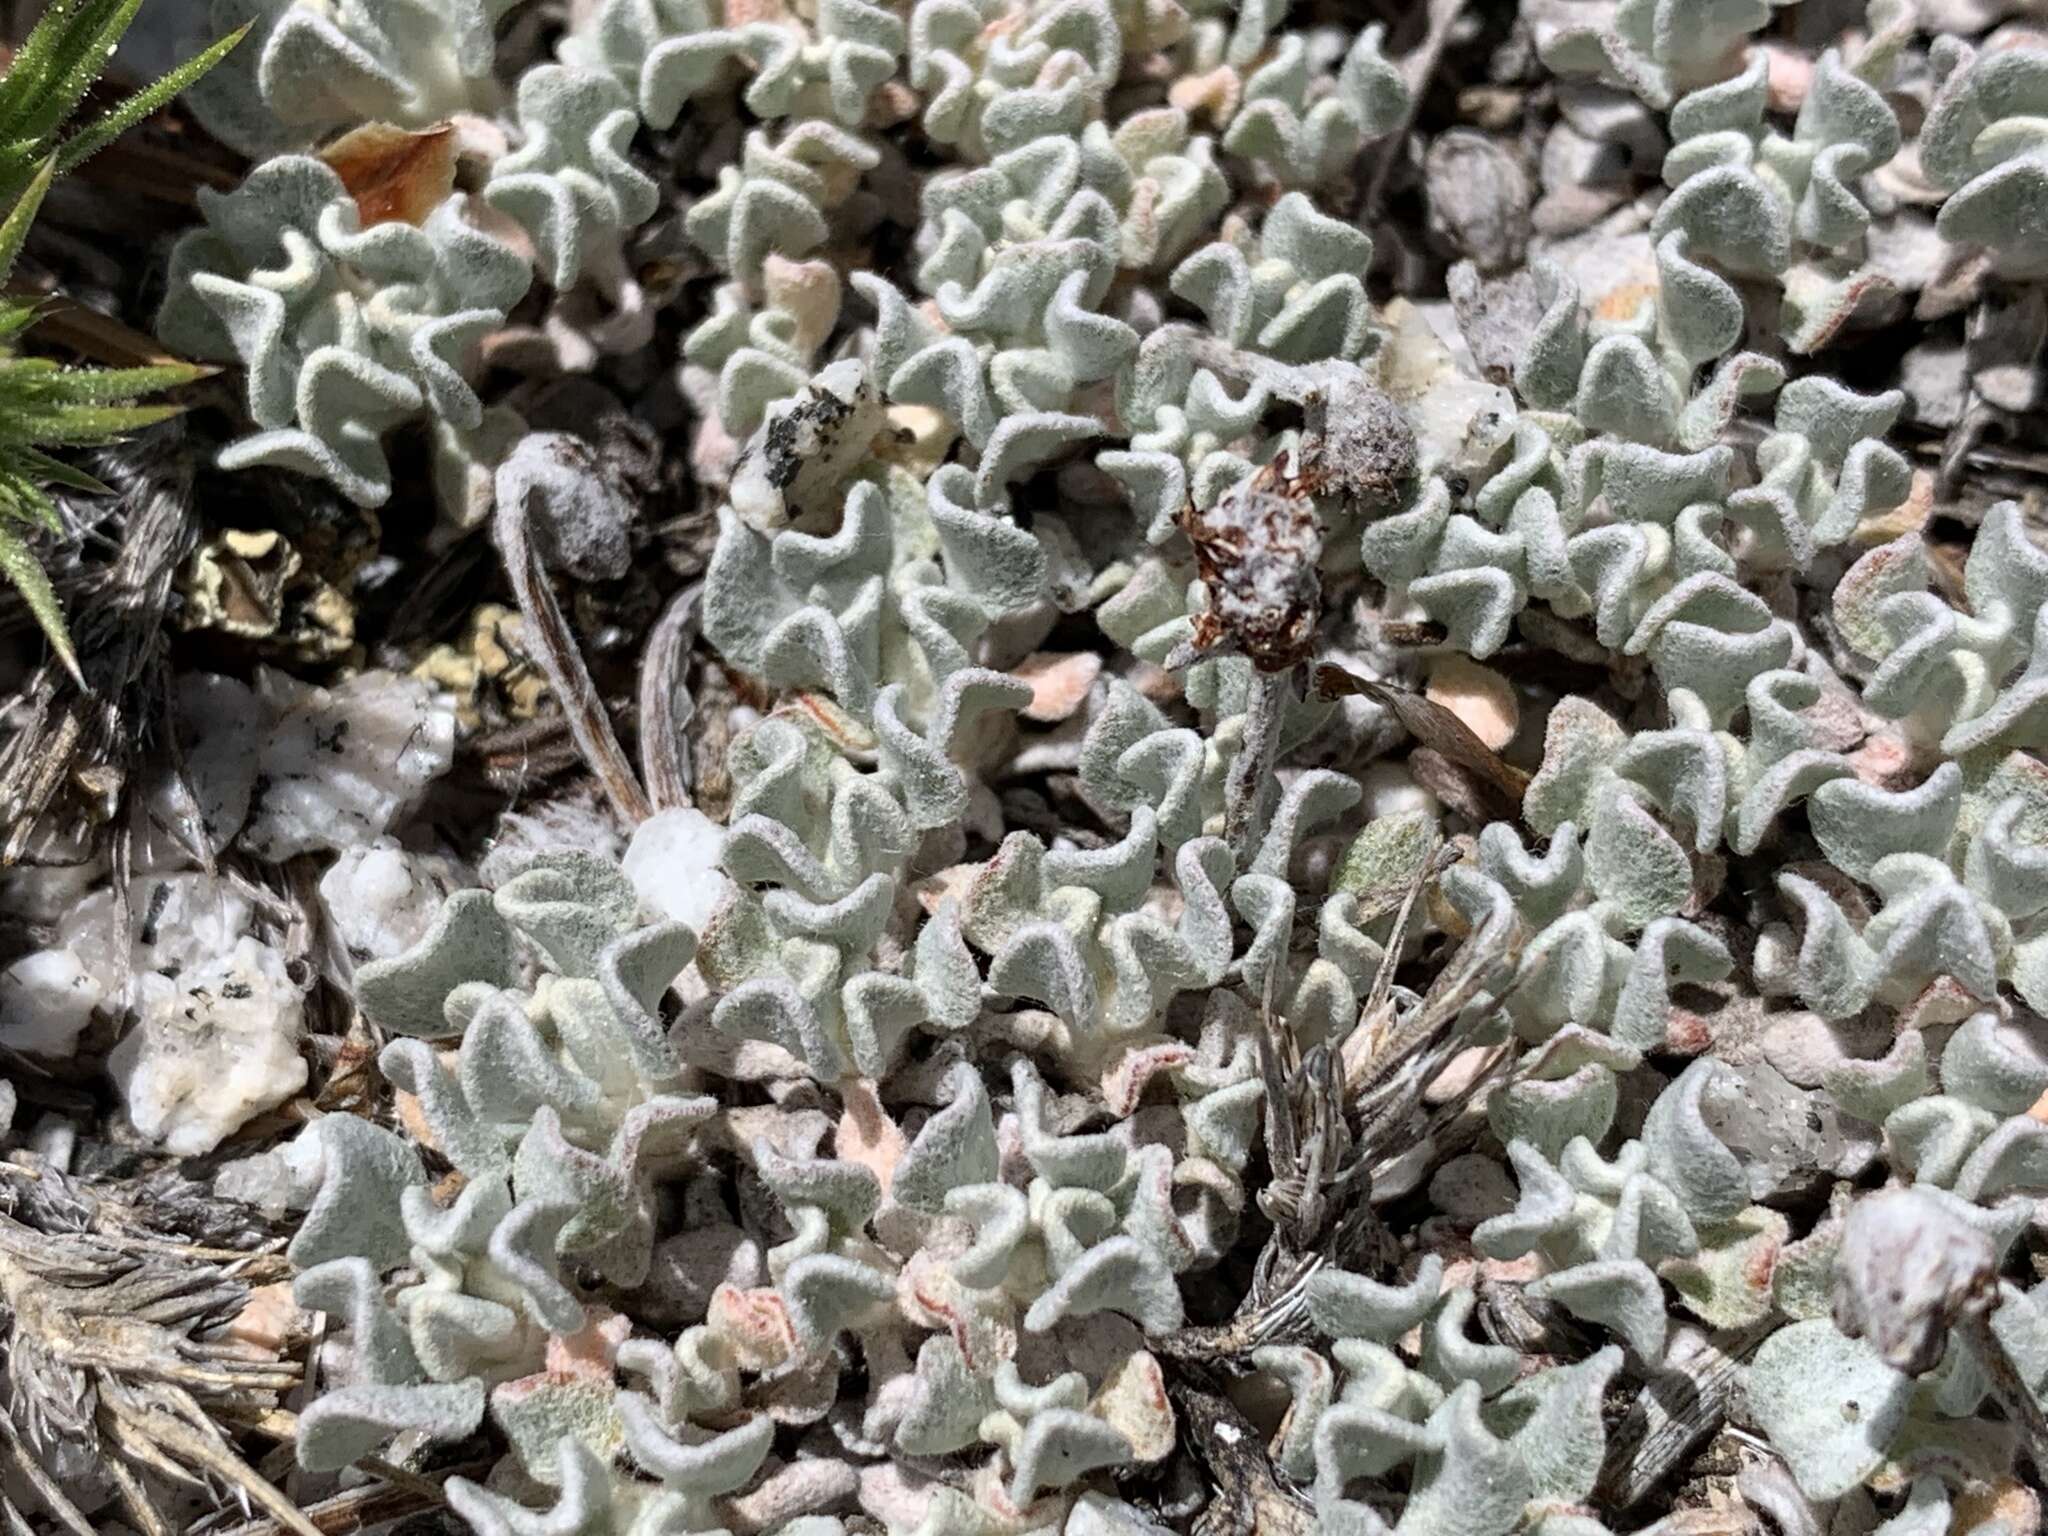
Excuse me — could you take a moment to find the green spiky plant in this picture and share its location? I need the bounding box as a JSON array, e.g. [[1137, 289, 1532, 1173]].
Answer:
[[0, 0, 244, 683]]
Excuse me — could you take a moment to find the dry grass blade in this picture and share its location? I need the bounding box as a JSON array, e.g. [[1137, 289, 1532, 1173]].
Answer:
[[204, 1460, 492, 1536], [0, 424, 196, 863], [0, 1413, 96, 1536], [1, 283, 193, 366], [100, 1451, 172, 1536], [1348, 840, 1461, 1061], [1338, 840, 1492, 1097], [1597, 1322, 1774, 1510], [498, 481, 653, 825], [1224, 666, 1296, 860], [1166, 1370, 1314, 1536], [638, 578, 703, 811], [101, 1393, 322, 1536], [0, 1152, 299, 1534], [465, 712, 587, 796], [1315, 662, 1528, 815]]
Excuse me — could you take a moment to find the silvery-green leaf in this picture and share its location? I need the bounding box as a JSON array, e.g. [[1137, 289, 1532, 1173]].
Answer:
[[1746, 1320, 1911, 1500], [296, 1379, 485, 1474], [1023, 1234, 1184, 1334], [895, 1335, 996, 1456], [1418, 1286, 1519, 1396], [354, 890, 518, 1039], [288, 1115, 427, 1271], [1307, 1256, 1445, 1343], [1497, 1347, 1623, 1503], [1642, 1060, 1747, 1226]]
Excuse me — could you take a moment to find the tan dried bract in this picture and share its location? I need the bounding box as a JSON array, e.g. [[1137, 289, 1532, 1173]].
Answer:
[[320, 121, 458, 228]]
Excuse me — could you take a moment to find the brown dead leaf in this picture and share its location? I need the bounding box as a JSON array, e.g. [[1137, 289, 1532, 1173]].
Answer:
[[320, 121, 457, 228], [1315, 663, 1529, 814], [3, 286, 194, 367]]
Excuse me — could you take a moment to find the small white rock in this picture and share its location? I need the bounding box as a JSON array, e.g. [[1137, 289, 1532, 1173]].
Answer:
[[319, 839, 468, 963], [730, 358, 884, 534], [109, 935, 308, 1157], [138, 672, 263, 868], [623, 807, 734, 932], [240, 669, 456, 861], [1011, 651, 1103, 723], [63, 873, 255, 981], [0, 947, 105, 1058], [1428, 1153, 1516, 1224], [1358, 760, 1441, 821], [1068, 1493, 1179, 1536], [0, 858, 105, 924], [13, 874, 311, 1154], [214, 1138, 324, 1215]]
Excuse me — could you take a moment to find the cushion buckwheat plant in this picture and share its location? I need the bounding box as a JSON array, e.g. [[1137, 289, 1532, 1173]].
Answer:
[[6, 1, 2048, 1535]]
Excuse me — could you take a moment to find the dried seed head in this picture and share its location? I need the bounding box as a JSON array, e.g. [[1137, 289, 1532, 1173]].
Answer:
[[1299, 377, 1417, 508], [1180, 459, 1325, 673]]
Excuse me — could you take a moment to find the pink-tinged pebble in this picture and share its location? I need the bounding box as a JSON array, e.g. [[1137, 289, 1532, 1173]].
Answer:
[[1012, 651, 1103, 722], [914, 862, 979, 915], [1954, 1479, 2040, 1536], [1761, 44, 1814, 114], [1168, 66, 1242, 123], [224, 1283, 307, 1356], [761, 256, 842, 357], [1424, 1044, 1499, 1105], [1847, 729, 1916, 790], [544, 1306, 632, 1380], [1424, 655, 1520, 751], [1130, 661, 1180, 703]]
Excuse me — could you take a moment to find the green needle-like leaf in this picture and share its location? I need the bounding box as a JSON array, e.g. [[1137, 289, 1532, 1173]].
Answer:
[[0, 518, 81, 685], [0, 158, 54, 288], [54, 22, 252, 179], [0, 0, 238, 688]]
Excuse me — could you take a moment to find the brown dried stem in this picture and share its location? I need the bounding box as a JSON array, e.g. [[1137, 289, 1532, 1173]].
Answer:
[[1361, 0, 1468, 222], [1166, 1369, 1314, 1536]]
